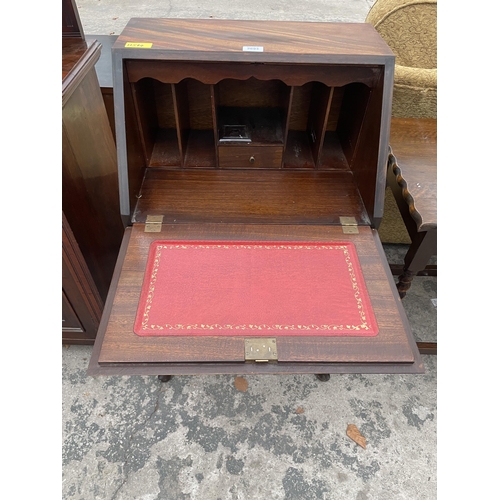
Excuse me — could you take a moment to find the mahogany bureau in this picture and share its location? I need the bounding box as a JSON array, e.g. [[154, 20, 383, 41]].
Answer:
[[88, 18, 424, 377]]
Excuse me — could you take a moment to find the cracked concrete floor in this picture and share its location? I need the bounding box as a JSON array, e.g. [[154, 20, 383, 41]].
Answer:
[[63, 245, 437, 500], [63, 355, 436, 500]]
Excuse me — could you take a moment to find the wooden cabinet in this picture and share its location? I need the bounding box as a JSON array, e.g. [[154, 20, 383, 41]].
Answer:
[[62, 0, 123, 344], [62, 0, 84, 39], [62, 212, 102, 343], [88, 19, 423, 375]]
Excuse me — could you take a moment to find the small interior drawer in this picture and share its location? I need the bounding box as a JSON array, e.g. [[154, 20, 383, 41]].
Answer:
[[218, 145, 283, 168]]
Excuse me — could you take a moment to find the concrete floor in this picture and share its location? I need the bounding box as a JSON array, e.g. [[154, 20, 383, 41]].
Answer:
[[63, 252, 436, 500], [75, 0, 377, 35], [63, 2, 437, 499]]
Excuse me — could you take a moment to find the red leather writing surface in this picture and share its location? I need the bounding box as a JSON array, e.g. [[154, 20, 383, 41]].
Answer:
[[134, 241, 378, 336]]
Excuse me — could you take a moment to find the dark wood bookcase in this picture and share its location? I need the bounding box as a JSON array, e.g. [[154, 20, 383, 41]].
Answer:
[[89, 18, 423, 376], [62, 0, 123, 344]]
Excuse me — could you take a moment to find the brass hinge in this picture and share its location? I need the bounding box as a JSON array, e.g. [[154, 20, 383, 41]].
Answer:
[[145, 215, 164, 232], [339, 216, 359, 234], [244, 338, 278, 362]]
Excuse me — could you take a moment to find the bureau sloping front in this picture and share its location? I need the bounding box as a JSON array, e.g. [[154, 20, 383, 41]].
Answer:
[[89, 223, 422, 375]]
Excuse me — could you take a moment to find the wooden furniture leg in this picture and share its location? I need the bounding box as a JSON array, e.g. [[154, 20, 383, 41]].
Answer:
[[397, 229, 437, 298], [416, 342, 437, 355]]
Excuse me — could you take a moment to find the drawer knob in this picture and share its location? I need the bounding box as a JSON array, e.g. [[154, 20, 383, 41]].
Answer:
[[249, 156, 255, 164]]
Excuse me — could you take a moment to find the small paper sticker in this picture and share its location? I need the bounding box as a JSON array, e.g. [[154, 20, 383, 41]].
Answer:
[[243, 46, 264, 52], [431, 298, 437, 307], [125, 42, 153, 48]]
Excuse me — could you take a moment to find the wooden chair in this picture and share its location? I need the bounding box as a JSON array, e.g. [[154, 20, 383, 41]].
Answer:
[[366, 0, 437, 355]]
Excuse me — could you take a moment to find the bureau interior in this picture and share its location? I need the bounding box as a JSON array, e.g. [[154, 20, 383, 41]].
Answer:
[[122, 61, 385, 224]]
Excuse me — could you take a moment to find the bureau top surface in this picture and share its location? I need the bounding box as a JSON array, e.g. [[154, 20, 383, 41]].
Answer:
[[114, 18, 394, 63]]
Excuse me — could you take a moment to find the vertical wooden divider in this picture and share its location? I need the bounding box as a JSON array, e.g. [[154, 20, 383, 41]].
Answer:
[[172, 81, 190, 168], [210, 84, 220, 168], [281, 86, 294, 168], [347, 81, 383, 222], [130, 79, 158, 166], [337, 84, 371, 166], [308, 83, 334, 169]]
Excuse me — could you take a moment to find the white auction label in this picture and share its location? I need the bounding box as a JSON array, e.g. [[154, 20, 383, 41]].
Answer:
[[243, 46, 264, 52]]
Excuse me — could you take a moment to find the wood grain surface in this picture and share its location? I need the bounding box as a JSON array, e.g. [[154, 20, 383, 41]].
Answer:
[[125, 60, 382, 88], [131, 169, 371, 225], [114, 19, 394, 63], [96, 224, 417, 366], [62, 212, 102, 344], [62, 0, 84, 39], [62, 65, 123, 300], [62, 38, 101, 105], [63, 35, 124, 303], [113, 19, 394, 224], [388, 118, 437, 232]]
